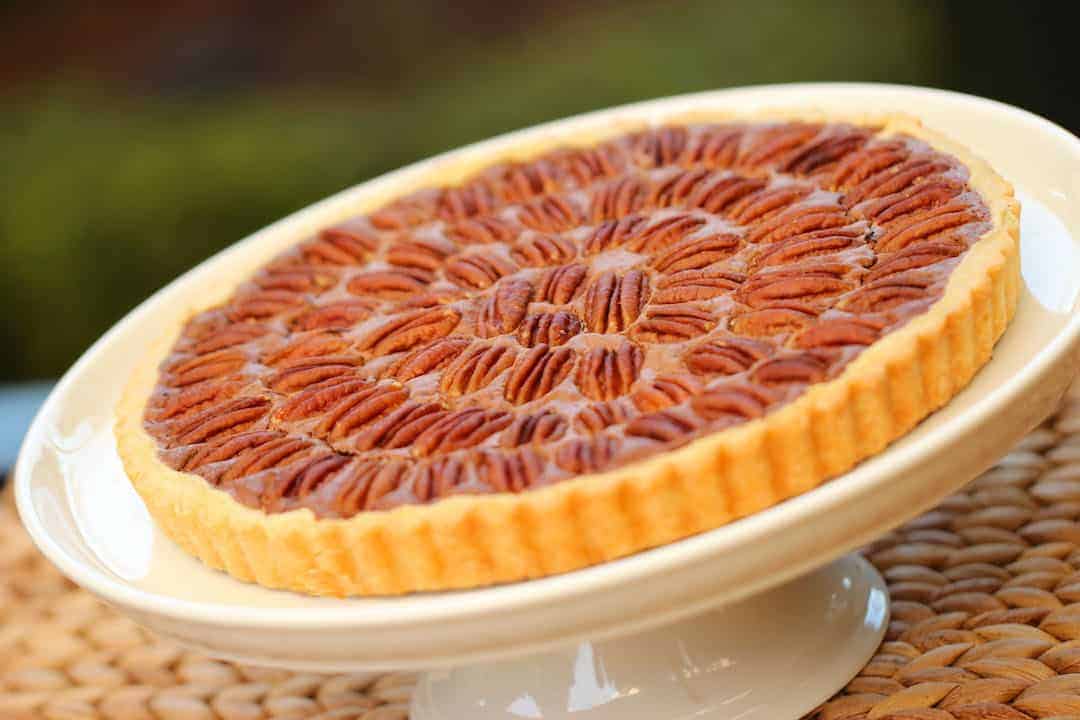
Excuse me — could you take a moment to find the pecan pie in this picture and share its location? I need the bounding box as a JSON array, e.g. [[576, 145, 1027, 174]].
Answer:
[[116, 111, 1019, 596]]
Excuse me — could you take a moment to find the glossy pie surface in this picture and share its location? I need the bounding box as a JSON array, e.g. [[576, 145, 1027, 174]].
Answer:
[[143, 120, 992, 519]]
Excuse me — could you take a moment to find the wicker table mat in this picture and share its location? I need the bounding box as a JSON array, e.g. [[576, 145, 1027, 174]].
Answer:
[[5, 387, 1080, 719]]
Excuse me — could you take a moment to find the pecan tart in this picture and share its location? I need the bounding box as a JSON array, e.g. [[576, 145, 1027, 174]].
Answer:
[[117, 112, 1019, 596]]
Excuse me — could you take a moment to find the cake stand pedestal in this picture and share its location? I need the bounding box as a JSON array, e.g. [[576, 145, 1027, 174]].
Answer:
[[13, 84, 1080, 720], [411, 553, 887, 719]]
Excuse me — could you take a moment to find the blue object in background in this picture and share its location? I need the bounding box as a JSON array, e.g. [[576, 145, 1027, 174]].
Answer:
[[0, 382, 54, 472]]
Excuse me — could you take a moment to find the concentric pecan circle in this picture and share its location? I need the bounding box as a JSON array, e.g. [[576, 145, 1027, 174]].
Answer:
[[146, 120, 990, 518]]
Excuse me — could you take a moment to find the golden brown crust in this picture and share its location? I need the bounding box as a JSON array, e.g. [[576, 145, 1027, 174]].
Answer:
[[116, 110, 1020, 596]]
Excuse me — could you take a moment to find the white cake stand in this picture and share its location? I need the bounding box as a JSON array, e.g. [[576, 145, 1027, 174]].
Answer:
[[15, 84, 1080, 719]]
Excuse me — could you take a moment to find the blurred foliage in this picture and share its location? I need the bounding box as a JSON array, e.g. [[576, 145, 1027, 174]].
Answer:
[[0, 0, 998, 380]]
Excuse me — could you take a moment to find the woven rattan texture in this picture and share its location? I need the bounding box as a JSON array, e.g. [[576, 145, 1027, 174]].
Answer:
[[4, 385, 1080, 719], [0, 500, 414, 718]]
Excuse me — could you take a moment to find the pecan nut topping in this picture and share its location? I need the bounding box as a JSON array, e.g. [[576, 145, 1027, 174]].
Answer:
[[574, 340, 644, 401], [583, 270, 650, 333], [517, 310, 583, 347], [144, 119, 992, 519]]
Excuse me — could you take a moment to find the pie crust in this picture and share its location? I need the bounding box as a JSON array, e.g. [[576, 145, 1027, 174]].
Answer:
[[116, 110, 1019, 596]]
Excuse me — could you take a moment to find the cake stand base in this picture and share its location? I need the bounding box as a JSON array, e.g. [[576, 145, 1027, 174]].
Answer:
[[411, 553, 887, 719]]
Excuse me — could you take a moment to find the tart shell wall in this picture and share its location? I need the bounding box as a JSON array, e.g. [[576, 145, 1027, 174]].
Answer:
[[116, 111, 1020, 596]]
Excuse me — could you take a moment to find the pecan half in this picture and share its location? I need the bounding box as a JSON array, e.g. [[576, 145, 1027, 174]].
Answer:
[[169, 397, 271, 446], [410, 456, 476, 502], [261, 453, 350, 506], [501, 410, 568, 447], [631, 374, 703, 412], [727, 183, 812, 225], [349, 401, 449, 451], [584, 214, 649, 255], [843, 157, 951, 207], [749, 224, 868, 270], [575, 341, 644, 401], [650, 168, 716, 208], [794, 317, 886, 349], [358, 306, 461, 356], [384, 336, 472, 381], [255, 263, 337, 293], [274, 377, 374, 422], [692, 382, 774, 422], [331, 458, 414, 515], [477, 278, 533, 337], [262, 332, 350, 366], [650, 232, 740, 273], [490, 161, 560, 203], [440, 342, 517, 396], [751, 352, 831, 386], [437, 182, 499, 222], [510, 233, 577, 267], [391, 289, 466, 311], [549, 144, 626, 185], [313, 382, 409, 442], [504, 344, 576, 404], [840, 270, 934, 314], [686, 174, 767, 215], [729, 305, 817, 337], [738, 123, 823, 170], [590, 177, 650, 222], [475, 447, 546, 492], [574, 399, 635, 433], [625, 409, 701, 443], [184, 430, 286, 472], [630, 303, 716, 343], [583, 270, 650, 333], [266, 355, 364, 393], [858, 178, 964, 224], [218, 436, 314, 484], [683, 126, 744, 168], [625, 213, 707, 254], [301, 226, 378, 265], [228, 289, 307, 321], [555, 435, 619, 474], [445, 215, 520, 245], [347, 268, 431, 299], [737, 267, 855, 309], [865, 238, 965, 283], [746, 204, 849, 245], [147, 380, 244, 424], [684, 336, 773, 375], [386, 237, 455, 275], [368, 191, 438, 230], [830, 140, 907, 190], [412, 408, 513, 456], [518, 195, 583, 233], [189, 322, 270, 356], [781, 127, 871, 175], [629, 126, 690, 168], [292, 299, 378, 332], [517, 311, 582, 347], [165, 349, 247, 388], [537, 263, 588, 304], [874, 201, 982, 253], [654, 268, 745, 304], [445, 252, 517, 290]]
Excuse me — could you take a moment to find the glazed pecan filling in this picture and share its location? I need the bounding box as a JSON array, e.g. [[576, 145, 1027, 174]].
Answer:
[[144, 121, 990, 518]]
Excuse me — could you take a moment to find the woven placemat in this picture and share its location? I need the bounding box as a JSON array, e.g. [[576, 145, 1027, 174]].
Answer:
[[5, 387, 1080, 719]]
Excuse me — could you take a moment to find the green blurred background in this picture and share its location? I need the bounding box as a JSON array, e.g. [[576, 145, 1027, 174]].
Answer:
[[1, 0, 1076, 383]]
